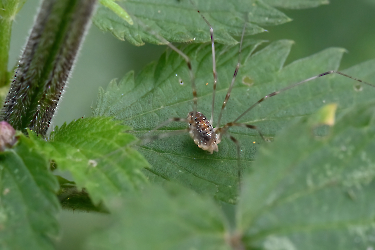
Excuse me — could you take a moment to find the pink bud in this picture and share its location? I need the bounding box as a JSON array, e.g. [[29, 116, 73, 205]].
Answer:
[[0, 121, 17, 151]]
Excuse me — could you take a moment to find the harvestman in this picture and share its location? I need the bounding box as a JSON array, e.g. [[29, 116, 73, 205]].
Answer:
[[138, 7, 375, 182]]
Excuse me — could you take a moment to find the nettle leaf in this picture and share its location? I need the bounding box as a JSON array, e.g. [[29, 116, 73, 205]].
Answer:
[[93, 0, 290, 45], [29, 117, 150, 206], [238, 101, 375, 249], [94, 39, 375, 203], [0, 135, 59, 250], [84, 183, 230, 250]]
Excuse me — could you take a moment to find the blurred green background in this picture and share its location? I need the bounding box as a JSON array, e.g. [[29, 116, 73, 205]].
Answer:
[[7, 0, 375, 249]]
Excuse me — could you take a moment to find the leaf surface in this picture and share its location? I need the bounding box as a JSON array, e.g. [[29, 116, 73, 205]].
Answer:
[[84, 184, 230, 250], [93, 0, 290, 45], [238, 101, 375, 249], [30, 117, 150, 206], [0, 136, 59, 250], [94, 39, 375, 203]]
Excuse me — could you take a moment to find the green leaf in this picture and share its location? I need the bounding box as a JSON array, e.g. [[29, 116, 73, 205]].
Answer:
[[93, 0, 290, 45], [0, 135, 59, 250], [29, 117, 150, 206], [263, 0, 328, 9], [94, 39, 375, 203], [0, 0, 28, 15], [99, 0, 133, 25], [84, 183, 230, 250], [57, 185, 107, 212], [0, 0, 27, 87], [237, 101, 375, 249]]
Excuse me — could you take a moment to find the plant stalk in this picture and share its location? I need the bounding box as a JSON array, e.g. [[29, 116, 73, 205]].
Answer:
[[0, 0, 97, 136]]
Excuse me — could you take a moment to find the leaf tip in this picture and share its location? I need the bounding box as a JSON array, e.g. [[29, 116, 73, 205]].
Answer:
[[100, 0, 134, 25]]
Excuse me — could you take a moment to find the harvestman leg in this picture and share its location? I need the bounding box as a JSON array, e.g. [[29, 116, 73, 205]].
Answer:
[[192, 10, 265, 189], [140, 128, 189, 145], [216, 69, 375, 189], [228, 135, 241, 186], [191, 10, 259, 189], [195, 10, 218, 124], [202, 16, 261, 188], [133, 16, 200, 140], [217, 123, 265, 190], [134, 17, 199, 118], [232, 71, 375, 123], [140, 117, 188, 145], [138, 7, 220, 143], [194, 7, 251, 189], [137, 8, 262, 192], [94, 13, 203, 159], [216, 22, 248, 128]]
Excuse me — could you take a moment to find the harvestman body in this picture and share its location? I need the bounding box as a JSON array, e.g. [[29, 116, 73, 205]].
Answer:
[[140, 5, 375, 180]]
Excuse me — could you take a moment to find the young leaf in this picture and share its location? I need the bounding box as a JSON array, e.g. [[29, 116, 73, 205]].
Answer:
[[93, 0, 290, 45], [0, 135, 59, 250], [84, 183, 230, 250], [29, 117, 150, 206], [237, 101, 375, 249], [94, 39, 375, 203]]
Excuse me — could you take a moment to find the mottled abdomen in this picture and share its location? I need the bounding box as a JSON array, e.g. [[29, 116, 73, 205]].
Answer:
[[187, 111, 219, 153]]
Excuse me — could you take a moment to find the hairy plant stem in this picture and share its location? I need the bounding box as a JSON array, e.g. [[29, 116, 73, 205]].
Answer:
[[1, 0, 97, 136]]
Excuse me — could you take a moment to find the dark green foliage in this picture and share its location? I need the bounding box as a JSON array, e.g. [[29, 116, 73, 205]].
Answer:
[[94, 38, 375, 203], [93, 0, 290, 45], [29, 117, 150, 205], [0, 136, 59, 250], [1, 0, 374, 249], [239, 101, 375, 249], [86, 102, 375, 250]]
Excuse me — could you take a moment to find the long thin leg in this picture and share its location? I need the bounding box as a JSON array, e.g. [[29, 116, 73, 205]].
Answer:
[[228, 135, 242, 192], [96, 126, 189, 163], [217, 22, 247, 128], [140, 129, 189, 145], [219, 122, 265, 141], [195, 10, 217, 124], [99, 117, 187, 160], [93, 128, 189, 165], [133, 18, 198, 117], [219, 122, 265, 192], [146, 117, 188, 133], [233, 70, 375, 123], [140, 117, 188, 144]]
